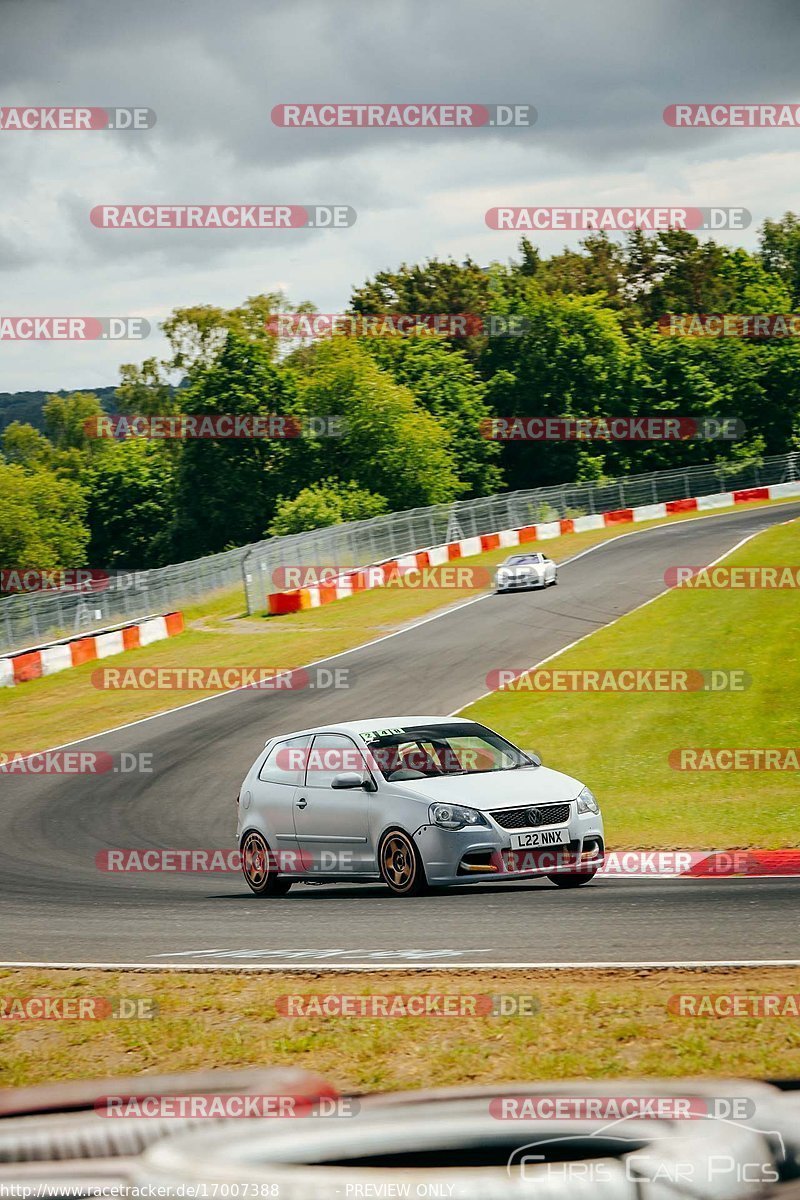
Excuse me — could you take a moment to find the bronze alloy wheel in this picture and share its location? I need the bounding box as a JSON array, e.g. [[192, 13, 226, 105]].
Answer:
[[241, 830, 293, 897], [379, 830, 428, 896]]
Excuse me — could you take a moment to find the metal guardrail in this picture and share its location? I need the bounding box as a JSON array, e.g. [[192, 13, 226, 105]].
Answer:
[[241, 451, 800, 615], [1, 451, 798, 655]]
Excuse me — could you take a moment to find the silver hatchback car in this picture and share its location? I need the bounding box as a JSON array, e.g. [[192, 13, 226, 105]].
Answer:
[[237, 716, 604, 896]]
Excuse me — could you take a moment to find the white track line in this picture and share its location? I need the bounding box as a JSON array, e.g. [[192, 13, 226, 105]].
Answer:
[[448, 523, 775, 714], [10, 503, 797, 765], [0, 960, 797, 972]]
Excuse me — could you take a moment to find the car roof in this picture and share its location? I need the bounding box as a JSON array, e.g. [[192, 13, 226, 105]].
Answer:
[[264, 715, 475, 745]]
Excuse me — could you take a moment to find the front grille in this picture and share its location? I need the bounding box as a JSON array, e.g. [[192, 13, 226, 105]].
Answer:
[[490, 802, 572, 830]]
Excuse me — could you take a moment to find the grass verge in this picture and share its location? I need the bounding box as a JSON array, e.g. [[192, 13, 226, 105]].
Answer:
[[0, 967, 798, 1089], [462, 517, 800, 848], [0, 499, 794, 754]]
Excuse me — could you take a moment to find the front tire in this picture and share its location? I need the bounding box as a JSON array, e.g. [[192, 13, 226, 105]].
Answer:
[[241, 830, 293, 896], [548, 869, 597, 888], [379, 829, 429, 896]]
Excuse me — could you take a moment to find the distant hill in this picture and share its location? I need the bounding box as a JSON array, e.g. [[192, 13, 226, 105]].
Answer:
[[0, 387, 121, 433]]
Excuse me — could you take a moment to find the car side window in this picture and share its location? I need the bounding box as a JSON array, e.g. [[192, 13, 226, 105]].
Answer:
[[258, 735, 311, 786], [305, 733, 370, 789]]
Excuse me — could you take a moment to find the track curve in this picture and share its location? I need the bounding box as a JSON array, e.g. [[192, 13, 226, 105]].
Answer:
[[1, 504, 798, 968]]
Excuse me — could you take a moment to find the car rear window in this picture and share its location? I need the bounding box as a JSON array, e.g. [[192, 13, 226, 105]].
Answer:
[[258, 734, 312, 785]]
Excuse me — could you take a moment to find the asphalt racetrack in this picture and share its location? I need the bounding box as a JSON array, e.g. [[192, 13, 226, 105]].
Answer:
[[1, 504, 798, 969]]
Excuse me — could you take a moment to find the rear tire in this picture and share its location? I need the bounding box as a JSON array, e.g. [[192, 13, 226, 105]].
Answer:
[[548, 869, 597, 888], [241, 830, 293, 896], [379, 829, 429, 896]]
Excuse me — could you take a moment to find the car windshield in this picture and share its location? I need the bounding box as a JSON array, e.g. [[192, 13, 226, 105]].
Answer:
[[505, 554, 542, 565], [361, 721, 535, 781]]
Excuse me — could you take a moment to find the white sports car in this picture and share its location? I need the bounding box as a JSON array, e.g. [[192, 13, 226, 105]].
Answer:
[[237, 716, 604, 896], [494, 552, 558, 592]]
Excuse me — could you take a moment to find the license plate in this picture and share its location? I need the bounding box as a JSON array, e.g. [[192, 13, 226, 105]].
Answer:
[[510, 829, 569, 849]]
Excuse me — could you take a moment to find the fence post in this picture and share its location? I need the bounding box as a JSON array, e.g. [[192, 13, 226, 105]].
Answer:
[[241, 548, 255, 615]]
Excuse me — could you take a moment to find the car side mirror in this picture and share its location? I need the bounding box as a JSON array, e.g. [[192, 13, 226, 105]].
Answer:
[[331, 771, 375, 790], [529, 754, 542, 767]]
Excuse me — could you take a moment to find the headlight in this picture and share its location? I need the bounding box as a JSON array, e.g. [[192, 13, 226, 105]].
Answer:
[[429, 803, 490, 831], [576, 786, 599, 814]]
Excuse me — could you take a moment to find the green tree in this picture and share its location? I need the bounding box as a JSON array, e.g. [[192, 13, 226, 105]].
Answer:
[[169, 333, 296, 558], [84, 439, 176, 569], [1, 422, 54, 469], [715, 248, 792, 311], [535, 233, 626, 308], [481, 284, 637, 488], [43, 391, 105, 454], [289, 338, 465, 509], [0, 463, 89, 574], [360, 335, 503, 496], [759, 211, 800, 305], [162, 293, 286, 373], [351, 257, 491, 361], [268, 478, 388, 536], [116, 357, 180, 417]]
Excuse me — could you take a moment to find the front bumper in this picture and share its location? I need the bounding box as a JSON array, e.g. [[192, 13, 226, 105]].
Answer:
[[495, 571, 547, 591], [413, 809, 605, 885]]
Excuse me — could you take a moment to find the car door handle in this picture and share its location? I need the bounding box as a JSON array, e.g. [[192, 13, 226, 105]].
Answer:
[[296, 798, 308, 809]]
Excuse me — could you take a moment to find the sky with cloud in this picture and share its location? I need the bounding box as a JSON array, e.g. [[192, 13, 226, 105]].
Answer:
[[1, 0, 799, 391]]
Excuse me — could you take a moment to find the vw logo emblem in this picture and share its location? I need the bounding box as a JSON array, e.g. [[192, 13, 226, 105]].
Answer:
[[526, 807, 542, 825]]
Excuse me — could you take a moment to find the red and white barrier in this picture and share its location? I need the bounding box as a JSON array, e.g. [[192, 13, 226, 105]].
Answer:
[[598, 848, 800, 878], [266, 480, 800, 616], [572, 514, 606, 533], [631, 503, 667, 522], [0, 611, 185, 689]]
